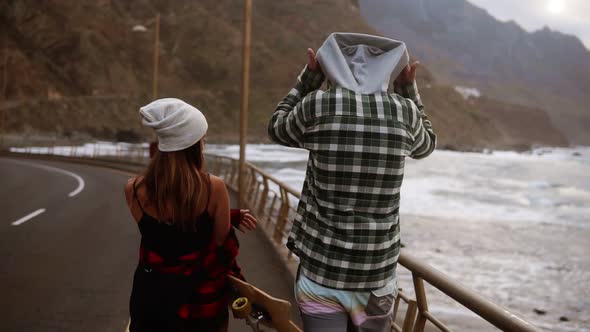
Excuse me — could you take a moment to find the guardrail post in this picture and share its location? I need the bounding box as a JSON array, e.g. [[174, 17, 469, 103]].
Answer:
[[392, 295, 401, 325], [402, 300, 417, 332], [224, 160, 230, 182], [412, 275, 429, 332], [274, 187, 290, 243], [258, 176, 269, 217], [250, 171, 262, 208], [229, 159, 238, 189], [267, 194, 278, 228], [139, 146, 144, 164], [224, 160, 231, 181], [247, 168, 257, 205], [214, 157, 224, 178], [212, 157, 221, 177], [145, 146, 149, 164], [135, 145, 141, 162], [242, 168, 251, 206]]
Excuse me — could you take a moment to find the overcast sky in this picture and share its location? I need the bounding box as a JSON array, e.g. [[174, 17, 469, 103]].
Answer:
[[467, 0, 590, 49]]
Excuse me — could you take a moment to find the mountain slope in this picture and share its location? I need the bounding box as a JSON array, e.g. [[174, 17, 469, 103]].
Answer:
[[0, 0, 567, 149], [359, 0, 590, 144]]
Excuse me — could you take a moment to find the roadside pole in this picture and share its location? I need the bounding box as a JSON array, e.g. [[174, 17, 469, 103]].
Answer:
[[239, 0, 252, 207], [1, 47, 7, 150], [152, 13, 160, 100], [149, 13, 160, 150]]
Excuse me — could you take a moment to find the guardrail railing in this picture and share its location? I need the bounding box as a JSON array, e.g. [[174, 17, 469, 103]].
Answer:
[[204, 153, 542, 332], [9, 143, 149, 162], [5, 144, 542, 332]]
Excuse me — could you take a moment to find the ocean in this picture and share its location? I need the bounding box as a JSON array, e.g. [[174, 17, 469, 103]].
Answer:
[[207, 144, 590, 332]]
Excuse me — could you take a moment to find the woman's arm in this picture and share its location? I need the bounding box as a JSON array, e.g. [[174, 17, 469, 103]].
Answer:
[[124, 177, 135, 207], [123, 177, 142, 222]]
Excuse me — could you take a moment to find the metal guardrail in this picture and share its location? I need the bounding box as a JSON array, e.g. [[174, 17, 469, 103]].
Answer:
[[7, 143, 151, 164], [5, 145, 542, 332], [204, 153, 542, 332]]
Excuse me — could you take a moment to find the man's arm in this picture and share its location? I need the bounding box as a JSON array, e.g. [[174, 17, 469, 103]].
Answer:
[[394, 61, 436, 159], [267, 66, 324, 148], [396, 81, 436, 159], [268, 50, 325, 148]]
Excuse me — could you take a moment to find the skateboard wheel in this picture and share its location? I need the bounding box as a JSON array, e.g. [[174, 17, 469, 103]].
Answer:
[[231, 297, 252, 319]]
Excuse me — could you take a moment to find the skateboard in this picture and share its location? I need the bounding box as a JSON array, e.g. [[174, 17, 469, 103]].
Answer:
[[228, 275, 302, 332]]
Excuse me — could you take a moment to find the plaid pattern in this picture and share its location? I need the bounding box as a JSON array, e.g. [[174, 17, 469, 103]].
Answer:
[[268, 66, 436, 290], [139, 226, 243, 320]]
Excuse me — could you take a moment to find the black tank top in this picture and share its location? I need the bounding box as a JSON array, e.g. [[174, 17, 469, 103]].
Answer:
[[132, 175, 214, 261]]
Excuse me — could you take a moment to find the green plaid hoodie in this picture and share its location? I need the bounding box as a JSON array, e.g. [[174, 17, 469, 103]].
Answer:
[[268, 66, 436, 290]]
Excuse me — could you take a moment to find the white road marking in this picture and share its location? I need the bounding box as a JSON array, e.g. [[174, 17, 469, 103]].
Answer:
[[11, 208, 46, 226], [61, 169, 84, 197], [4, 159, 85, 198]]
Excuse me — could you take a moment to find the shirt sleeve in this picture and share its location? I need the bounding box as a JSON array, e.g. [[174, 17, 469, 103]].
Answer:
[[396, 81, 437, 159], [267, 66, 325, 148], [230, 209, 240, 228]]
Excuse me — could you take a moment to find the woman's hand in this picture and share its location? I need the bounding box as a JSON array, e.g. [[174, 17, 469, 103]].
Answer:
[[231, 209, 258, 233]]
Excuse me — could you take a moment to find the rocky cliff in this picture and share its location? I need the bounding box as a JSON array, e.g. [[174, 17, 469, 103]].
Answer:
[[359, 0, 590, 145], [0, 0, 567, 150]]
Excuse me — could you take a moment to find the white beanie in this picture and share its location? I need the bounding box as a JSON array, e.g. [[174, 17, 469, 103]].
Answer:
[[139, 98, 208, 152]]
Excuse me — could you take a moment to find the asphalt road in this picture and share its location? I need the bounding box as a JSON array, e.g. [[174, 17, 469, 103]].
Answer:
[[0, 156, 300, 332]]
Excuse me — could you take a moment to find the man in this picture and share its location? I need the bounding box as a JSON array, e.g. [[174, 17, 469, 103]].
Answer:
[[268, 33, 436, 331]]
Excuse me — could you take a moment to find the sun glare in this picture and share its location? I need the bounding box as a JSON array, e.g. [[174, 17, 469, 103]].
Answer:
[[547, 0, 564, 14]]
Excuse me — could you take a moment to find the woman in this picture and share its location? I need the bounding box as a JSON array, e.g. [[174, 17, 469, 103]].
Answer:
[[124, 98, 256, 331]]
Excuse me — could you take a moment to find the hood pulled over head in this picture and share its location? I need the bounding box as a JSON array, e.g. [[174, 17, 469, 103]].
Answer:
[[316, 32, 409, 94]]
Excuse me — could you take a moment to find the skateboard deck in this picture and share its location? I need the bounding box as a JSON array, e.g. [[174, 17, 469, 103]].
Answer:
[[228, 275, 302, 332]]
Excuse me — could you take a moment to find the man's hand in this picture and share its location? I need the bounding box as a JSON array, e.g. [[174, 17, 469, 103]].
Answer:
[[394, 61, 420, 87], [235, 209, 257, 234], [307, 48, 321, 72]]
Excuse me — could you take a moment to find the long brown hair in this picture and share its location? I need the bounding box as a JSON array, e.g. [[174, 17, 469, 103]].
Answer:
[[141, 140, 207, 230]]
